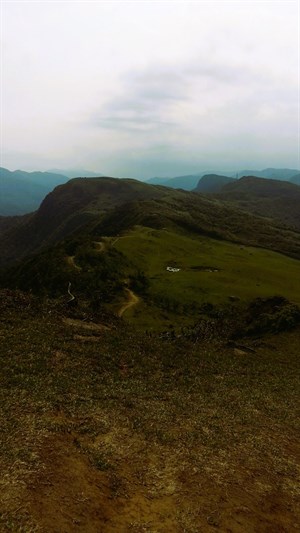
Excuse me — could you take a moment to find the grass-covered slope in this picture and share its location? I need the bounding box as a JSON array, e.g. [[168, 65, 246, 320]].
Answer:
[[0, 178, 165, 266], [1, 176, 300, 268], [0, 214, 31, 236], [2, 223, 300, 332], [1, 175, 300, 531], [213, 176, 300, 230], [93, 192, 300, 260], [112, 226, 300, 329], [0, 292, 299, 532], [1, 175, 300, 332]]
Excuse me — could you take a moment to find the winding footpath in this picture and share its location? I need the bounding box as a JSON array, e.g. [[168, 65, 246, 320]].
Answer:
[[66, 241, 140, 318], [118, 288, 140, 317]]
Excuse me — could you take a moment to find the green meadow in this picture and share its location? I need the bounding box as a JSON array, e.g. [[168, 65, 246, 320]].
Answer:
[[113, 225, 300, 328]]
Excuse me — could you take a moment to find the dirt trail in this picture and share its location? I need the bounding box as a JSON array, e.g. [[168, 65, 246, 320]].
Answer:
[[94, 241, 106, 252], [118, 288, 140, 317], [66, 256, 81, 271], [66, 241, 105, 271], [63, 318, 110, 331]]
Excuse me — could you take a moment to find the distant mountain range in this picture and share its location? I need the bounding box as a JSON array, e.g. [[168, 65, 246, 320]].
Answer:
[[235, 168, 300, 180], [147, 174, 202, 190], [148, 168, 300, 191], [0, 167, 105, 216], [0, 168, 69, 215], [48, 168, 103, 179], [1, 166, 300, 216]]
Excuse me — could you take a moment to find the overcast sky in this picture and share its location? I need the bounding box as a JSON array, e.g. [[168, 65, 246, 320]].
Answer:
[[1, 0, 299, 178]]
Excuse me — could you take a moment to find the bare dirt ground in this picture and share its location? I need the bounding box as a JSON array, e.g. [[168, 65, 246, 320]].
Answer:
[[118, 289, 140, 318], [65, 256, 81, 271], [94, 241, 106, 253], [25, 425, 299, 533]]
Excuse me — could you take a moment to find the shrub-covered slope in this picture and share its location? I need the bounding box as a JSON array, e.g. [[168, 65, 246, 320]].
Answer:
[[211, 176, 300, 230]]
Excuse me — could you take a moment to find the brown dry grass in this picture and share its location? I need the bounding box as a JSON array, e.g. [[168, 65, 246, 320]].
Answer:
[[0, 299, 299, 532]]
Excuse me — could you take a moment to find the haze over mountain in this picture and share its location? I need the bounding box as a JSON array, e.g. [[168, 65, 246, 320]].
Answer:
[[2, 2, 298, 176], [147, 168, 300, 191], [290, 173, 300, 185], [147, 174, 202, 190], [3, 164, 300, 218], [0, 167, 69, 215], [48, 169, 103, 179], [235, 168, 300, 180], [194, 174, 237, 193]]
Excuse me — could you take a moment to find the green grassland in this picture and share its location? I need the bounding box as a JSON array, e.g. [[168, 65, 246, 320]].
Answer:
[[2, 222, 299, 332], [113, 226, 300, 329]]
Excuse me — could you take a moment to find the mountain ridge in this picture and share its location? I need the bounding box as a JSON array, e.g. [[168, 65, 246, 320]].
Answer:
[[147, 167, 300, 191], [1, 176, 300, 269], [211, 176, 300, 230], [194, 174, 237, 193]]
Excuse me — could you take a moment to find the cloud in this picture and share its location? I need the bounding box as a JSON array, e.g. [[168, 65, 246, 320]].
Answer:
[[83, 49, 299, 176], [89, 53, 297, 135], [90, 65, 189, 131], [2, 1, 298, 174]]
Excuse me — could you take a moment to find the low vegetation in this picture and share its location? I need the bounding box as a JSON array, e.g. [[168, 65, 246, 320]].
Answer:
[[1, 177, 300, 267], [211, 176, 300, 230], [0, 291, 299, 531]]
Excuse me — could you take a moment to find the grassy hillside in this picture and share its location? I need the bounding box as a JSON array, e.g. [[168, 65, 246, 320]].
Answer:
[[0, 178, 165, 266], [0, 291, 299, 532], [2, 176, 300, 269], [1, 174, 300, 531], [93, 193, 300, 260], [0, 214, 30, 236], [213, 176, 300, 229], [2, 223, 300, 333], [1, 175, 300, 332], [112, 226, 300, 329]]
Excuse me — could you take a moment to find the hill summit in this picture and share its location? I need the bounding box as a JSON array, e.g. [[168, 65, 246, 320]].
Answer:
[[194, 174, 237, 193], [213, 176, 300, 229]]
